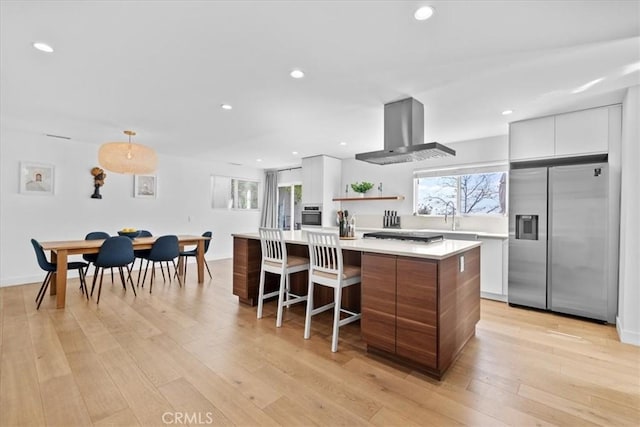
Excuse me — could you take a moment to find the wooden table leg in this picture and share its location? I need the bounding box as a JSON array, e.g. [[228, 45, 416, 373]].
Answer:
[[55, 249, 68, 309], [177, 244, 185, 277], [196, 241, 205, 283]]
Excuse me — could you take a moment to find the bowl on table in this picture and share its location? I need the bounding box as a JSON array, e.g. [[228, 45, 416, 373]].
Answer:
[[117, 230, 140, 239]]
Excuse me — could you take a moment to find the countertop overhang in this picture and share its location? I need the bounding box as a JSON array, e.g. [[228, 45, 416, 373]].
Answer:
[[232, 229, 481, 260]]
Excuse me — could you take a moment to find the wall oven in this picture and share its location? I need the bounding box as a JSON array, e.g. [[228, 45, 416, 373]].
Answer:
[[301, 205, 322, 226]]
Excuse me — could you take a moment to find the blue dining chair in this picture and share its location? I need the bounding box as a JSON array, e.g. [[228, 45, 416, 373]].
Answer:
[[140, 235, 181, 292], [134, 230, 153, 286], [90, 236, 137, 304], [31, 238, 89, 309], [178, 231, 212, 279], [83, 231, 111, 284]]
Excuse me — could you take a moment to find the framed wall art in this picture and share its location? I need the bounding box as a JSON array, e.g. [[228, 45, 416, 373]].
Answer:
[[19, 162, 55, 195], [134, 174, 157, 198]]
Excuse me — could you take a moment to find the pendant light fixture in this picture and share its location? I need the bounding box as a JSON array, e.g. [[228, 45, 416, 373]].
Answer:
[[98, 130, 157, 174]]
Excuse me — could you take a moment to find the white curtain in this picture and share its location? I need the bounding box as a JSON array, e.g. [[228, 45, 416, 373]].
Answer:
[[260, 170, 278, 228]]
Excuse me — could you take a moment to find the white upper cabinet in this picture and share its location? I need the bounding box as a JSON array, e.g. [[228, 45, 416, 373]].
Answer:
[[509, 116, 555, 161], [509, 105, 620, 162], [302, 156, 323, 205], [301, 156, 342, 226], [555, 107, 609, 156]]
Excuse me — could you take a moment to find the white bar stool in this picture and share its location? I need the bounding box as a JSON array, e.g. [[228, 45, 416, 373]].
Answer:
[[257, 228, 309, 327], [305, 231, 361, 352]]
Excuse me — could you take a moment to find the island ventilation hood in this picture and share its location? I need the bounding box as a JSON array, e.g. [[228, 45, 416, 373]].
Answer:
[[355, 97, 455, 165]]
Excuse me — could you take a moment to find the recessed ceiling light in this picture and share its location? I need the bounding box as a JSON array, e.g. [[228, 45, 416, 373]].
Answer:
[[221, 104, 233, 110], [33, 42, 54, 53], [339, 141, 347, 146], [290, 69, 305, 79], [292, 151, 299, 155], [502, 110, 513, 115], [414, 6, 435, 21], [256, 158, 262, 162]]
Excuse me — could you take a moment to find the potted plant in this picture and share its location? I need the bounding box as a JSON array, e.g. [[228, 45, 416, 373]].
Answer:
[[351, 181, 374, 197]]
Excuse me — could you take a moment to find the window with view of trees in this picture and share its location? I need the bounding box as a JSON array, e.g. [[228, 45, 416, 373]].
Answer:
[[211, 175, 260, 210], [414, 169, 507, 216], [231, 179, 259, 209]]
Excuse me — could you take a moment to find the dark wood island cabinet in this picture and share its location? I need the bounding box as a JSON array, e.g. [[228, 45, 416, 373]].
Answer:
[[232, 231, 481, 379], [362, 248, 480, 378]]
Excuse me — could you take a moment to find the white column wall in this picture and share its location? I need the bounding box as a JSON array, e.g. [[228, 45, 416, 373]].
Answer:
[[617, 85, 640, 345], [0, 127, 262, 287]]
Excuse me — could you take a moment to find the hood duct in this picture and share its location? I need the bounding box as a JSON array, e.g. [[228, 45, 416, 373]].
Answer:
[[355, 97, 455, 165]]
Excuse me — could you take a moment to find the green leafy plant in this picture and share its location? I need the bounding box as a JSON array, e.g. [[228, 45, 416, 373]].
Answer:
[[351, 181, 374, 193]]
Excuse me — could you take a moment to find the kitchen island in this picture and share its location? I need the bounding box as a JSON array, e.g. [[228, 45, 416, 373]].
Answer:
[[232, 230, 481, 378]]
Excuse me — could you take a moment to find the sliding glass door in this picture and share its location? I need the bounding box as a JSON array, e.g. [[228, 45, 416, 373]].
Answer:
[[277, 184, 302, 230]]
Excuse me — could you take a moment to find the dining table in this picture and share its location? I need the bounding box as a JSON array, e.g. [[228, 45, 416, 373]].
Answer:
[[40, 234, 210, 308]]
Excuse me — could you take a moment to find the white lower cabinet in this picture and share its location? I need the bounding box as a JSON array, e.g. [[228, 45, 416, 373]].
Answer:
[[479, 237, 507, 301]]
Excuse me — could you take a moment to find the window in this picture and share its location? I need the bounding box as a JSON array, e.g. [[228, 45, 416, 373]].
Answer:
[[277, 184, 302, 230], [211, 176, 260, 210], [232, 178, 259, 210], [414, 164, 507, 216]]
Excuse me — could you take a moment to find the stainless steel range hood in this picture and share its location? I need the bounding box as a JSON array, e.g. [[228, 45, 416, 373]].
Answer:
[[355, 97, 455, 165]]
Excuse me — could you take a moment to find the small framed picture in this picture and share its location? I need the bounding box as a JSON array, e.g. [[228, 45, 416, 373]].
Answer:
[[20, 162, 55, 195], [134, 174, 157, 199]]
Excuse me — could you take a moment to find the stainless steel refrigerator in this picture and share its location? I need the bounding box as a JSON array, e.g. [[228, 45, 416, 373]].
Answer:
[[508, 162, 617, 323]]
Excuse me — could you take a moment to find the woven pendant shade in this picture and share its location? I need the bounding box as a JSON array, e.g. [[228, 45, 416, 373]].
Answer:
[[98, 130, 157, 174]]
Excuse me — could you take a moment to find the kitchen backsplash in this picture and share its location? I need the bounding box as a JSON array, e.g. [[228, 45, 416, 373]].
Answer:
[[355, 214, 507, 235]]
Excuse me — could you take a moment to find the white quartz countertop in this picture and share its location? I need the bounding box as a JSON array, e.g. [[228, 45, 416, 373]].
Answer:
[[232, 230, 481, 260]]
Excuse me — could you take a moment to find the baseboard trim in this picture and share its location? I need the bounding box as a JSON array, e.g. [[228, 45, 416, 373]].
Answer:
[[1, 256, 224, 288], [481, 291, 507, 302], [616, 316, 640, 346]]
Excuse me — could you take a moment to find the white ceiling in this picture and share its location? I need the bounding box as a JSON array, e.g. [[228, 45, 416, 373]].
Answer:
[[1, 1, 639, 169]]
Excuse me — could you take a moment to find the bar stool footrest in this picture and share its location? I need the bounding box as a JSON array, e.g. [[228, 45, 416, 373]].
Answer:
[[282, 293, 307, 308]]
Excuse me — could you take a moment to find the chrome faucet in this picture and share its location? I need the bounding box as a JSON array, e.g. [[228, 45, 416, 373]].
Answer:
[[444, 201, 456, 231]]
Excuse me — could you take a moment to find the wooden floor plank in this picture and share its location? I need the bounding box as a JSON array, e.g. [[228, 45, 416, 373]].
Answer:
[[69, 300, 121, 354], [197, 350, 283, 410], [263, 396, 321, 426], [93, 407, 141, 427], [158, 377, 234, 426], [518, 383, 638, 427], [466, 377, 603, 427], [0, 286, 46, 426], [98, 347, 176, 426], [0, 260, 638, 427], [149, 333, 281, 426], [26, 306, 71, 383], [65, 350, 129, 423], [369, 406, 426, 427], [253, 364, 372, 426], [406, 371, 554, 427], [344, 356, 506, 427], [39, 373, 93, 426]]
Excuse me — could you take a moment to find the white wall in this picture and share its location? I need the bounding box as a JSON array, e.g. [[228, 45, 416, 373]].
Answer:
[[340, 135, 508, 234], [617, 85, 640, 345], [277, 168, 302, 185], [0, 127, 262, 287]]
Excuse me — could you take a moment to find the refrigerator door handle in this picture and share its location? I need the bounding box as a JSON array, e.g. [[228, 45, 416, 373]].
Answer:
[[546, 168, 552, 310]]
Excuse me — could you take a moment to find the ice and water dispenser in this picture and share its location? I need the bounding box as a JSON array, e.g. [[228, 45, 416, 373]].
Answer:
[[516, 215, 538, 240]]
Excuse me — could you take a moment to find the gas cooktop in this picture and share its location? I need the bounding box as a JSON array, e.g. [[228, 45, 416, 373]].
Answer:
[[362, 231, 444, 243]]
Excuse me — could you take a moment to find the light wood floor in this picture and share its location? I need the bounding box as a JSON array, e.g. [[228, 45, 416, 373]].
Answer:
[[1, 259, 638, 426]]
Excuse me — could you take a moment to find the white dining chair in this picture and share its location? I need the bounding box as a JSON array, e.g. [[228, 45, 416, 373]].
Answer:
[[305, 231, 361, 352], [257, 228, 309, 327]]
